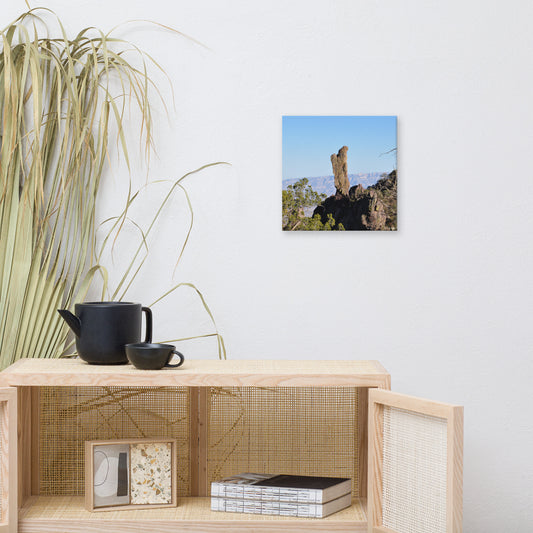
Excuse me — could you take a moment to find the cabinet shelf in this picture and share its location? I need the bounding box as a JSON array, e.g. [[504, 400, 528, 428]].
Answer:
[[19, 496, 368, 532], [0, 358, 390, 388]]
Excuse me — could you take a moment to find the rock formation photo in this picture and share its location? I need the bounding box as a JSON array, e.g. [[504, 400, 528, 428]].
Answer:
[[282, 116, 397, 231]]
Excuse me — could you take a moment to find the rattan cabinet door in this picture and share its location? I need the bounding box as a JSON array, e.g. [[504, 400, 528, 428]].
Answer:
[[367, 389, 463, 533], [0, 388, 16, 533]]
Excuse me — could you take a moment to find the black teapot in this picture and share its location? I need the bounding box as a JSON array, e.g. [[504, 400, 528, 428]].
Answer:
[[58, 302, 152, 364]]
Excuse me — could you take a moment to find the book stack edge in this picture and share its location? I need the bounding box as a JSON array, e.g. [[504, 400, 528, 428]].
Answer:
[[210, 473, 352, 519]]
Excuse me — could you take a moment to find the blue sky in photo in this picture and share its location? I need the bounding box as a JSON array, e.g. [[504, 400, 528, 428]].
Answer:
[[282, 116, 397, 180]]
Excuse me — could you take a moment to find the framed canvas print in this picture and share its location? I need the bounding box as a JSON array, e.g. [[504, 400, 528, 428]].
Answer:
[[282, 116, 397, 231], [85, 438, 177, 511]]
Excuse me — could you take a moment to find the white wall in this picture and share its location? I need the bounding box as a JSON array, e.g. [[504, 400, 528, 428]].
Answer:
[[7, 0, 533, 530]]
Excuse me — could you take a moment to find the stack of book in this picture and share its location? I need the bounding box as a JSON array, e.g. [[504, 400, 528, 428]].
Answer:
[[211, 473, 352, 518]]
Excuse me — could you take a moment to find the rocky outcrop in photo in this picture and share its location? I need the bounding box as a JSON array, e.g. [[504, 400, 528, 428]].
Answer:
[[331, 145, 350, 197], [313, 146, 397, 230]]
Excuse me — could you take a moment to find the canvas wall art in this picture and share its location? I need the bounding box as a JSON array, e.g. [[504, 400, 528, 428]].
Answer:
[[282, 116, 397, 231]]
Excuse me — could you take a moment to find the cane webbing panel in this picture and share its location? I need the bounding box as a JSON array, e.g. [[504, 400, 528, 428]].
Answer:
[[207, 387, 360, 496], [382, 406, 447, 533], [39, 387, 190, 496]]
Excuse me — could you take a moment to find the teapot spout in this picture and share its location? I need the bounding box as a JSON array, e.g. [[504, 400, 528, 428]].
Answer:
[[57, 309, 82, 337]]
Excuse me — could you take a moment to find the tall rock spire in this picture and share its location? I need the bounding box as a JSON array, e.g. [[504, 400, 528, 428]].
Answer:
[[330, 145, 350, 197]]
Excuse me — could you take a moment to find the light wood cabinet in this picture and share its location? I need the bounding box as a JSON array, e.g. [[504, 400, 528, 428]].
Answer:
[[0, 359, 462, 532]]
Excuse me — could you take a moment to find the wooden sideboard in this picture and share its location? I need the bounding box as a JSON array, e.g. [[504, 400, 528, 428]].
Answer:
[[0, 359, 462, 533]]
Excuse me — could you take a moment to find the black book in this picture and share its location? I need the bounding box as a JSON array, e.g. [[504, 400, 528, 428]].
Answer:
[[258, 474, 350, 491]]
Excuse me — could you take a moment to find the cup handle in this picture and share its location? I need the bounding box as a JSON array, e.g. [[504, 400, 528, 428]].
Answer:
[[165, 350, 184, 368]]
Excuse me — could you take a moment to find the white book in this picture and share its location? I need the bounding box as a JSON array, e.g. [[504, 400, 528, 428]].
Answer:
[[211, 473, 352, 504], [211, 492, 352, 518]]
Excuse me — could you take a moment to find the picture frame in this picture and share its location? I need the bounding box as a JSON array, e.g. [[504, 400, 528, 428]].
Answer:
[[282, 115, 397, 231], [85, 438, 178, 512]]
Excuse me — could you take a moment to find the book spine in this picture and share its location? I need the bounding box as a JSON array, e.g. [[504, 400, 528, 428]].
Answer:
[[210, 483, 322, 503], [211, 497, 326, 518]]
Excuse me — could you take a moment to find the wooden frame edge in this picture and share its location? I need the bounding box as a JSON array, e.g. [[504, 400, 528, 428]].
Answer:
[[197, 387, 209, 496], [17, 388, 31, 506], [357, 388, 369, 500], [0, 387, 18, 533], [448, 406, 464, 533], [367, 395, 383, 532], [30, 387, 40, 496], [84, 441, 93, 512], [369, 389, 460, 419], [372, 526, 399, 533], [189, 387, 200, 496]]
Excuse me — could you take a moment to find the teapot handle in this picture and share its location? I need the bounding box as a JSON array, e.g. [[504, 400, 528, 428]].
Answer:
[[142, 307, 152, 343]]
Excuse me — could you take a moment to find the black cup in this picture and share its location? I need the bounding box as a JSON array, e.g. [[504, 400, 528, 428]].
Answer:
[[125, 343, 185, 370]]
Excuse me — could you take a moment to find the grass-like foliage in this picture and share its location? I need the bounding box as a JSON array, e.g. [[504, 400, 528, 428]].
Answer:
[[0, 8, 225, 368]]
